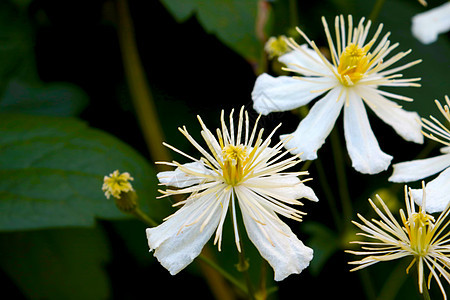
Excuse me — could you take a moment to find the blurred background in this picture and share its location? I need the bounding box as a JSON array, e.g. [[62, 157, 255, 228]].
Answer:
[[0, 0, 448, 299]]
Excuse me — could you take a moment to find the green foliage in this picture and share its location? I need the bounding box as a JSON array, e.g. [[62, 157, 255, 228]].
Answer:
[[0, 79, 88, 116], [0, 1, 32, 89], [0, 1, 88, 117], [0, 227, 111, 299], [159, 0, 262, 63], [0, 113, 167, 231]]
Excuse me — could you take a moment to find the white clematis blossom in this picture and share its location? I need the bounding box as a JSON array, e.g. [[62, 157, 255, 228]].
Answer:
[[347, 184, 450, 300], [412, 2, 450, 45], [146, 108, 318, 281], [390, 96, 450, 213], [252, 15, 424, 174]]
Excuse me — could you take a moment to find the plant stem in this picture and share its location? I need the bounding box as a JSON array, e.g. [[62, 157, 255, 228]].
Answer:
[[377, 260, 408, 300], [198, 254, 248, 296], [359, 270, 377, 300], [132, 207, 158, 227], [237, 243, 256, 300], [116, 0, 171, 170], [369, 0, 388, 22], [231, 192, 256, 300], [315, 158, 342, 232], [257, 260, 267, 300], [288, 0, 299, 28], [301, 159, 312, 172], [416, 141, 438, 160], [422, 277, 431, 300], [330, 128, 353, 224]]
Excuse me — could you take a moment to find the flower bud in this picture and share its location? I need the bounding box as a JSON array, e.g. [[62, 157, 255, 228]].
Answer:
[[102, 170, 138, 212]]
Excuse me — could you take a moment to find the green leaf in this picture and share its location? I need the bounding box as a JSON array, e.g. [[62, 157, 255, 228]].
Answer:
[[0, 113, 170, 231], [0, 227, 111, 299], [0, 79, 89, 117], [0, 1, 32, 88], [302, 221, 340, 276], [0, 2, 87, 117], [160, 0, 262, 63]]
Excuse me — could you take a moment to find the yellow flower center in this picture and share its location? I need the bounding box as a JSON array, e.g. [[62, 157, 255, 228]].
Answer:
[[405, 211, 435, 257], [222, 144, 248, 186], [337, 43, 372, 86]]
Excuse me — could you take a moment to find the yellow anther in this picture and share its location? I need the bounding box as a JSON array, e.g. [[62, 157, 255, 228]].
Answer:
[[405, 211, 435, 256], [337, 43, 373, 86], [222, 145, 248, 186]]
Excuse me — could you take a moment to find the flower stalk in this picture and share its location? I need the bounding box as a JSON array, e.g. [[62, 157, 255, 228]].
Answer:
[[116, 0, 171, 168], [368, 0, 387, 22], [330, 128, 353, 224]]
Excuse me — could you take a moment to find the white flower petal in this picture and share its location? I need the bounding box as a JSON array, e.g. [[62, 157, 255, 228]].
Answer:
[[411, 167, 450, 213], [412, 2, 450, 44], [279, 44, 331, 76], [146, 193, 224, 275], [157, 161, 212, 188], [246, 175, 318, 203], [281, 87, 345, 159], [389, 153, 450, 182], [294, 181, 319, 202], [344, 91, 393, 174], [356, 86, 423, 143], [236, 188, 313, 281], [441, 146, 450, 154], [251, 73, 333, 115]]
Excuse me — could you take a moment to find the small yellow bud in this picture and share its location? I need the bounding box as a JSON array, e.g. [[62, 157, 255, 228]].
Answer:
[[102, 170, 138, 212], [264, 35, 289, 59]]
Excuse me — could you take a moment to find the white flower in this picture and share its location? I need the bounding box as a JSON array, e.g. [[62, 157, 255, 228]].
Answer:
[[390, 96, 450, 213], [412, 2, 450, 44], [347, 185, 450, 300], [252, 15, 424, 174], [146, 108, 318, 281]]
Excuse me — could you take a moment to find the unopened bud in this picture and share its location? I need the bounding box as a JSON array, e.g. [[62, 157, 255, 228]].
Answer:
[[102, 170, 138, 212], [264, 35, 289, 59]]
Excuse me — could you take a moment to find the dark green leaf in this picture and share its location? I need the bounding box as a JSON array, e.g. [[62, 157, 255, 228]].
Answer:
[[0, 2, 87, 117], [0, 113, 170, 231], [0, 79, 89, 116], [160, 0, 262, 63], [0, 1, 33, 88], [0, 227, 111, 300]]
